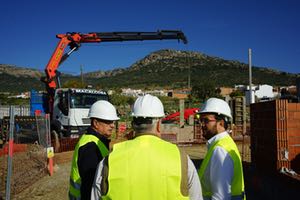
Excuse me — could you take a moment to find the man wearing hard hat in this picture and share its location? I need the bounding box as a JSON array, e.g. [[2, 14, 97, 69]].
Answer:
[[91, 94, 203, 200], [197, 98, 245, 200], [69, 100, 119, 200]]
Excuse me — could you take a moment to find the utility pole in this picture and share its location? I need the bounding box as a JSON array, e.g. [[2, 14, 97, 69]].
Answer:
[[186, 52, 191, 108], [80, 64, 84, 87], [187, 53, 191, 89], [248, 49, 254, 104]]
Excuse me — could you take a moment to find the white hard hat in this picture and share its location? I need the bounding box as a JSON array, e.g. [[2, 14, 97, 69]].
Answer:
[[199, 98, 232, 119], [88, 100, 120, 121], [132, 94, 165, 118]]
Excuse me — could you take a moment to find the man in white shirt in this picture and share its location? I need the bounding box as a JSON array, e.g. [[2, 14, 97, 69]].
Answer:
[[197, 98, 245, 200]]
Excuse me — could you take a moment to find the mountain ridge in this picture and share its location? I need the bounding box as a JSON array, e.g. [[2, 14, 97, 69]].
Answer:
[[0, 49, 298, 92]]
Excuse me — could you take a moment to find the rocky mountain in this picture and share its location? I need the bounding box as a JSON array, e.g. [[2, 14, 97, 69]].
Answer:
[[84, 49, 298, 89], [0, 49, 298, 92], [84, 67, 126, 78], [0, 64, 43, 78]]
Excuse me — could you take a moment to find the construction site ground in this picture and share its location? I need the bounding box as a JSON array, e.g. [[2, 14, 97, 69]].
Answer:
[[0, 143, 207, 199], [1, 140, 298, 200]]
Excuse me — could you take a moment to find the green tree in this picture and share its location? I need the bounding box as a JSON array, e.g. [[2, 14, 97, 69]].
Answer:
[[126, 96, 135, 106], [158, 96, 178, 114], [110, 93, 125, 107], [191, 82, 221, 102]]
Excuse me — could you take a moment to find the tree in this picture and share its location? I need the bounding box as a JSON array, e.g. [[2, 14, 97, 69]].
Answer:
[[126, 96, 135, 106], [191, 81, 221, 102], [110, 93, 127, 107]]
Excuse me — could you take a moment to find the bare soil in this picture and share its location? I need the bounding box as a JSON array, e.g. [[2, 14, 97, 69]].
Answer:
[[1, 141, 250, 200], [12, 162, 71, 200], [0, 148, 73, 200], [2, 144, 206, 200]]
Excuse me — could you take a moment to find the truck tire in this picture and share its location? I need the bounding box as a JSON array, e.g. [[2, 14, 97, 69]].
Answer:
[[51, 120, 63, 138], [51, 130, 61, 153]]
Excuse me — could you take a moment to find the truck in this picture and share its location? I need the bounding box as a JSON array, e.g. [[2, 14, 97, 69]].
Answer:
[[1, 30, 187, 148], [38, 30, 188, 139]]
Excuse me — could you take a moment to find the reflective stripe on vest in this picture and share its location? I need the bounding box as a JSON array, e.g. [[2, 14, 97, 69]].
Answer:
[[198, 134, 245, 199], [102, 135, 189, 200], [69, 134, 109, 200]]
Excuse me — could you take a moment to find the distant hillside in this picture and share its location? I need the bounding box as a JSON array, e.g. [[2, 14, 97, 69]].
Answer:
[[0, 64, 43, 78], [84, 49, 298, 89], [0, 50, 298, 92], [0, 65, 42, 92], [0, 64, 75, 92]]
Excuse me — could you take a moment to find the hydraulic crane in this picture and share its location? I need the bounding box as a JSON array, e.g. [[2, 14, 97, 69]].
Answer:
[[39, 30, 187, 137], [42, 30, 187, 93]]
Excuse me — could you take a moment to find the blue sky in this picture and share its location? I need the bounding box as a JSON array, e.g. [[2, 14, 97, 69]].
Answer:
[[0, 0, 299, 74]]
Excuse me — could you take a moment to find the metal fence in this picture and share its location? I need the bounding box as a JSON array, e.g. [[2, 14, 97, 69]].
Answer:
[[0, 105, 30, 119], [0, 106, 50, 199]]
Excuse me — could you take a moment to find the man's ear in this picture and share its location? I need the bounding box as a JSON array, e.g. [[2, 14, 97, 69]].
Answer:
[[220, 119, 225, 127], [92, 118, 99, 128], [156, 120, 162, 138], [155, 119, 160, 132], [217, 119, 226, 131], [91, 118, 96, 126]]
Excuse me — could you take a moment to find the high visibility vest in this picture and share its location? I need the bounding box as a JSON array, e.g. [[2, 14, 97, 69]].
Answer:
[[198, 134, 245, 200], [69, 134, 109, 200], [102, 135, 189, 200]]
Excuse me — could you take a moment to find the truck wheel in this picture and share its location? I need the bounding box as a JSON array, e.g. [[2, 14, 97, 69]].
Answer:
[[52, 130, 61, 152], [51, 120, 63, 138]]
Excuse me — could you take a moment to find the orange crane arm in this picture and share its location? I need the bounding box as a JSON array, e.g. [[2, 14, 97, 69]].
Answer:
[[42, 33, 102, 89], [42, 30, 187, 91], [41, 30, 187, 115]]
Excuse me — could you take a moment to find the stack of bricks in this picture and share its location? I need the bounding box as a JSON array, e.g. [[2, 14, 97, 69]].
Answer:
[[250, 99, 300, 174], [286, 102, 300, 172]]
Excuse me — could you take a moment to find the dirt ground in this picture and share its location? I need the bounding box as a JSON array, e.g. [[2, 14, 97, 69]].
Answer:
[[12, 162, 71, 200], [5, 144, 206, 200], [0, 147, 73, 200], [2, 142, 250, 200], [2, 136, 299, 199]]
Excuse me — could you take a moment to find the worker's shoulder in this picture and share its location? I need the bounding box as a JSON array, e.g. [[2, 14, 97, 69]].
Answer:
[[213, 145, 228, 153], [79, 141, 99, 152]]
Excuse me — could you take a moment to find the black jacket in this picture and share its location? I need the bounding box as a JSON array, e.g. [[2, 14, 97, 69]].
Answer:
[[77, 127, 110, 200]]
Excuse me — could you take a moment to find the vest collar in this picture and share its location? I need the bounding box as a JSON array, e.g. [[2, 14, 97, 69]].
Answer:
[[134, 133, 159, 139], [86, 126, 110, 147], [207, 131, 229, 149]]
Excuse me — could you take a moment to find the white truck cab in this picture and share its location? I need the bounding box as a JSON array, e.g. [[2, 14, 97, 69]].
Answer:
[[52, 88, 109, 137]]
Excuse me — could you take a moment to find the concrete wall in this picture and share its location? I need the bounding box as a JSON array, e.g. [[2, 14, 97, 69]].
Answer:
[[161, 123, 196, 144]]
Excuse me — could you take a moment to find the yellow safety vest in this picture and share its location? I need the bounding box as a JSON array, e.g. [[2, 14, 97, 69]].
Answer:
[[69, 134, 109, 200], [102, 135, 189, 200], [198, 134, 245, 200]]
